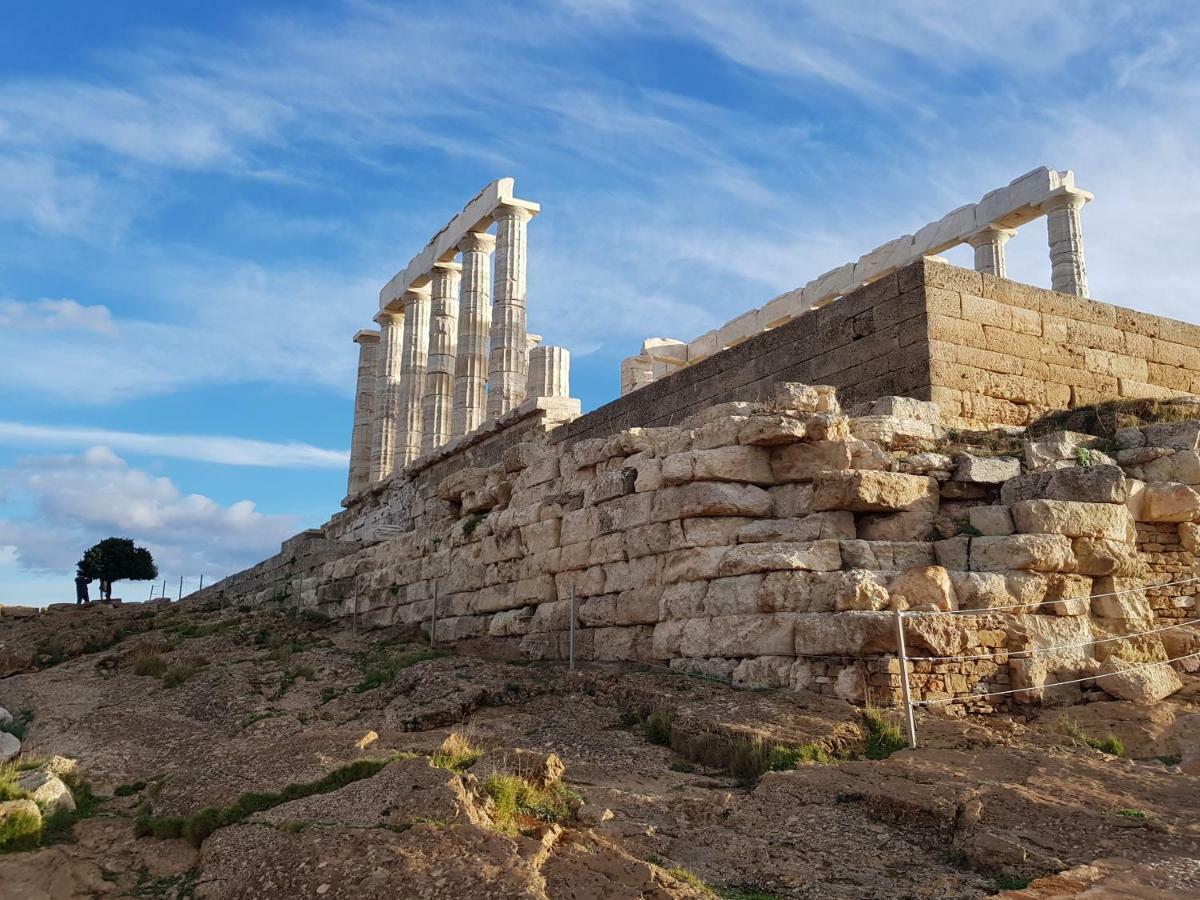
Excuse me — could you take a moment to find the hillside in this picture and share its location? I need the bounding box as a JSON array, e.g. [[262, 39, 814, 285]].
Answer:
[[1, 599, 1198, 898]]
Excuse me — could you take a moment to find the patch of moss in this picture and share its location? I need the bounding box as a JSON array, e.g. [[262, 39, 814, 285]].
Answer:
[[135, 755, 403, 847], [353, 648, 448, 693]]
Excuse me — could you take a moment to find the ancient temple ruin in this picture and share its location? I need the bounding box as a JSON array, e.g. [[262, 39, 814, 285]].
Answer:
[[195, 167, 1200, 712], [621, 167, 1093, 395], [344, 179, 576, 499]]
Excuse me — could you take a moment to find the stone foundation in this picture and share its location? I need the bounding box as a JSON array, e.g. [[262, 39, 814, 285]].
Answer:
[[195, 373, 1200, 712]]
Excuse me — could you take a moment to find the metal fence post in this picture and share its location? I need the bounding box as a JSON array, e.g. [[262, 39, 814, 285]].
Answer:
[[177, 575, 183, 601], [430, 580, 438, 648], [895, 608, 918, 749], [569, 584, 577, 671]]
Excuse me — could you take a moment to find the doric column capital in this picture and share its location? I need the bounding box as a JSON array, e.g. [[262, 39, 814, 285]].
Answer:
[[1039, 187, 1093, 213], [401, 287, 431, 308], [458, 231, 496, 254], [432, 260, 463, 274], [492, 202, 536, 224], [966, 224, 1018, 248], [353, 328, 380, 345], [373, 309, 403, 327]]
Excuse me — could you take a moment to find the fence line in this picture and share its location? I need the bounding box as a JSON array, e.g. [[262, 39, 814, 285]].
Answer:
[[908, 616, 1200, 663], [914, 651, 1200, 707]]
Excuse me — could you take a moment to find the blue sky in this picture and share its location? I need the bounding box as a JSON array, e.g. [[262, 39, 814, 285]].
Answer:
[[2, 1, 1198, 605]]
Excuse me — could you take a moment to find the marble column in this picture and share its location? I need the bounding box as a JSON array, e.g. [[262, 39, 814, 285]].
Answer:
[[452, 231, 495, 437], [488, 204, 533, 419], [369, 311, 404, 483], [422, 262, 461, 454], [1041, 190, 1091, 297], [527, 345, 570, 399], [347, 329, 380, 496], [396, 288, 432, 467], [967, 224, 1017, 278]]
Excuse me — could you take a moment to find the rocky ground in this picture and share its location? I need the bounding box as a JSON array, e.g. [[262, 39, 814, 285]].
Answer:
[[1, 599, 1198, 899]]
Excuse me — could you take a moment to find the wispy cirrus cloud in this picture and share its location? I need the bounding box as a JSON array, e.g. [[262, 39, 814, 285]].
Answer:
[[0, 423, 347, 468]]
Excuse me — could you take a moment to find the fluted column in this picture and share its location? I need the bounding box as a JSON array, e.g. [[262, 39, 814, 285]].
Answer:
[[396, 288, 432, 467], [1041, 189, 1091, 297], [452, 232, 495, 437], [347, 329, 380, 496], [488, 204, 534, 419], [527, 345, 570, 398], [967, 225, 1017, 278], [422, 262, 461, 453], [369, 311, 404, 483]]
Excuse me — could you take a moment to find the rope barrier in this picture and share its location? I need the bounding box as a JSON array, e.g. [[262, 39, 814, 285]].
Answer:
[[915, 651, 1200, 706], [908, 616, 1200, 662], [903, 574, 1200, 618]]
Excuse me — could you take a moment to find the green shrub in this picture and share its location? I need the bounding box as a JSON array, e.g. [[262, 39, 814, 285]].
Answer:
[[0, 804, 42, 853], [862, 709, 907, 760], [767, 743, 832, 769], [1058, 719, 1125, 757], [642, 709, 673, 746], [133, 654, 167, 677], [993, 873, 1031, 890], [353, 649, 447, 693], [481, 773, 578, 835], [114, 780, 148, 797], [431, 732, 482, 772], [162, 657, 208, 688], [1115, 807, 1148, 819]]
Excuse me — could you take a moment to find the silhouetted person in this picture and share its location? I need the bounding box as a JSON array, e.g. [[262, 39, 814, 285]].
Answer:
[[75, 574, 91, 605]]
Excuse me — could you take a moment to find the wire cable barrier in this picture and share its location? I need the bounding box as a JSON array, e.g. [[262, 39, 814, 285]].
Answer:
[[916, 651, 1200, 707]]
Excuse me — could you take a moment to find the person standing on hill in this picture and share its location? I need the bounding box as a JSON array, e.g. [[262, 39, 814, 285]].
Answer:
[[74, 573, 92, 605]]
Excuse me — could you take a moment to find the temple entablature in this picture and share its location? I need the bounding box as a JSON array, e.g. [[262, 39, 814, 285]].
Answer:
[[621, 166, 1093, 395]]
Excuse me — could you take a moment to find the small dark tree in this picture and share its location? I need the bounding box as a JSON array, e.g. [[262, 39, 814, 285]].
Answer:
[[78, 538, 158, 599]]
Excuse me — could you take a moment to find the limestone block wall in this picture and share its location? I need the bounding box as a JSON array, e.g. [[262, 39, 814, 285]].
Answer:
[[193, 383, 1200, 710], [555, 259, 1200, 442], [924, 265, 1200, 427]]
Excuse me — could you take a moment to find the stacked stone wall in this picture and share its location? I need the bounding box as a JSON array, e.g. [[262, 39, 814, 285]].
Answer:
[[194, 382, 1200, 711], [554, 259, 1200, 442]]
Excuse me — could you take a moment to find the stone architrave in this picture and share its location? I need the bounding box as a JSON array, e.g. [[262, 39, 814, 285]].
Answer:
[[369, 311, 404, 483], [422, 262, 461, 453], [397, 288, 432, 466], [488, 203, 535, 418], [967, 224, 1017, 278], [452, 232, 495, 437], [1041, 189, 1091, 297], [347, 329, 379, 496]]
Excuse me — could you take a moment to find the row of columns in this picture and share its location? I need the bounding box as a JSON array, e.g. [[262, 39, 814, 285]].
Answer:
[[347, 204, 569, 496], [966, 189, 1090, 297]]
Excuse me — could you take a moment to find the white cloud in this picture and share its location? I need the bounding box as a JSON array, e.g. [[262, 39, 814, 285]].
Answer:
[[0, 423, 347, 468], [0, 297, 117, 335], [0, 448, 300, 584]]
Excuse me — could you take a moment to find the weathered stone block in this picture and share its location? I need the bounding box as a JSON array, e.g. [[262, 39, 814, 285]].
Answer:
[[888, 565, 957, 611], [954, 455, 1021, 484], [735, 512, 855, 543], [661, 446, 775, 486], [651, 483, 773, 521], [968, 505, 1014, 536], [813, 471, 939, 513], [857, 510, 937, 541], [1001, 465, 1129, 506], [1139, 482, 1200, 522], [770, 441, 854, 483], [1011, 499, 1134, 540], [717, 541, 843, 576], [732, 656, 794, 689], [840, 540, 935, 570], [678, 614, 796, 657], [1143, 450, 1200, 485], [1097, 656, 1182, 702], [969, 534, 1075, 572]]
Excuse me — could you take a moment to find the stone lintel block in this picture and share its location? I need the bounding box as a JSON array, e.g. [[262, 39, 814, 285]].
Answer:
[[1011, 499, 1134, 540], [813, 471, 939, 513]]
